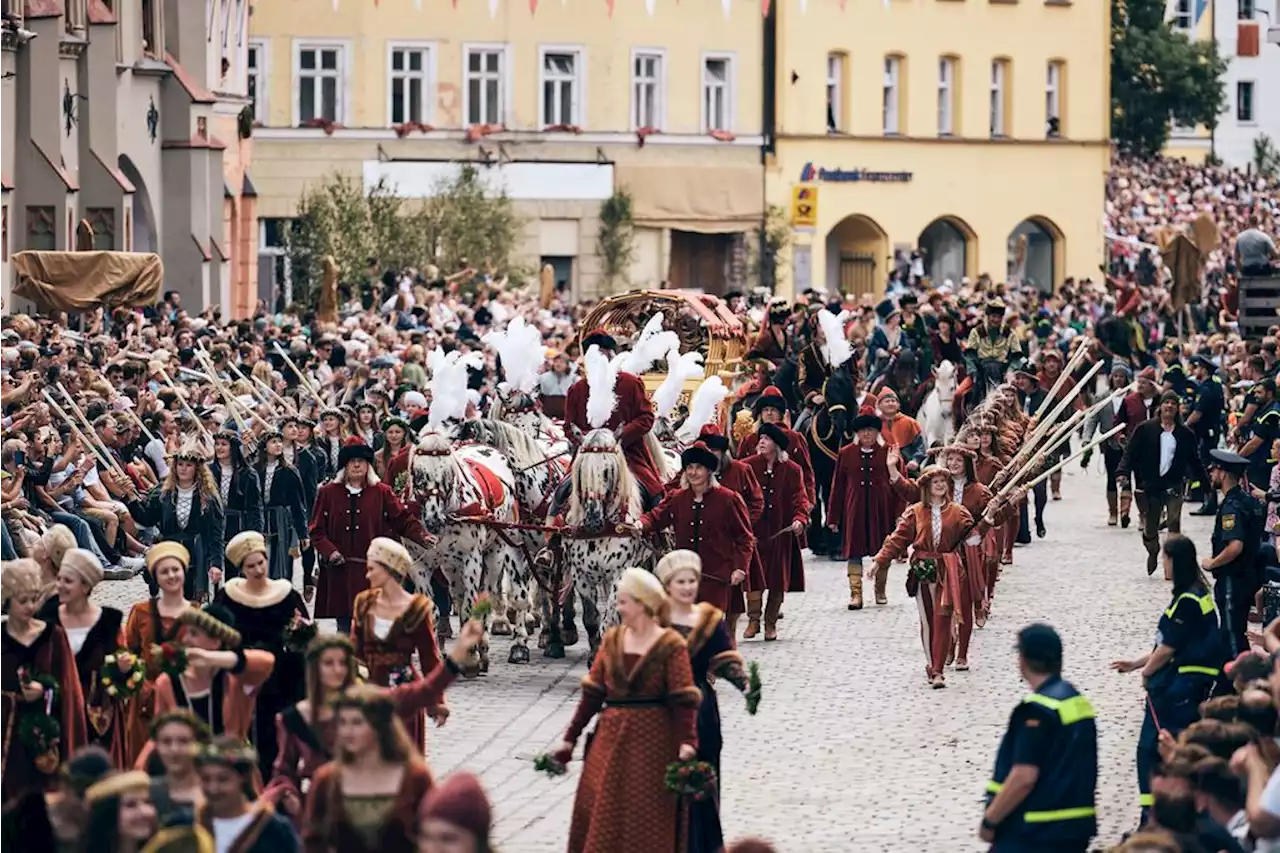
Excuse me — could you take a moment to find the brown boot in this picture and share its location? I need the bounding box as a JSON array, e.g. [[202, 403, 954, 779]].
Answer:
[[764, 591, 784, 641], [1107, 491, 1118, 526], [743, 591, 763, 639], [1119, 491, 1133, 529], [1050, 470, 1063, 500], [874, 565, 889, 605], [848, 566, 864, 610]]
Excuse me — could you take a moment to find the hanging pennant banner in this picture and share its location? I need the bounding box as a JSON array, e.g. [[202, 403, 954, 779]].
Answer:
[[762, 0, 770, 14], [606, 0, 615, 15], [722, 0, 731, 17], [489, 0, 499, 16], [645, 0, 655, 14]]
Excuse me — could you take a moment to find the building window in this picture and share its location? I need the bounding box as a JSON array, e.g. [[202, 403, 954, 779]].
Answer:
[[236, 0, 246, 46], [883, 55, 901, 135], [990, 59, 1008, 137], [826, 52, 845, 132], [64, 0, 84, 33], [389, 44, 433, 125], [1239, 0, 1254, 18], [1238, 80, 1255, 122], [631, 49, 664, 130], [87, 208, 115, 251], [295, 43, 345, 125], [1172, 0, 1192, 30], [701, 54, 733, 133], [540, 47, 583, 128], [26, 207, 56, 251], [220, 0, 232, 51], [464, 45, 508, 126], [247, 41, 266, 121], [1045, 60, 1063, 137], [141, 0, 159, 57], [938, 56, 955, 136]]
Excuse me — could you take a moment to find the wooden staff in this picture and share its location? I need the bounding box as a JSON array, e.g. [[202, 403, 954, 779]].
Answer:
[[121, 406, 157, 444], [1032, 343, 1091, 421], [40, 390, 121, 475], [251, 374, 295, 414], [272, 343, 327, 408], [193, 349, 251, 432], [154, 367, 213, 442], [1018, 360, 1104, 460], [1003, 409, 1087, 493], [1018, 424, 1126, 492], [54, 382, 127, 472], [196, 340, 272, 413]]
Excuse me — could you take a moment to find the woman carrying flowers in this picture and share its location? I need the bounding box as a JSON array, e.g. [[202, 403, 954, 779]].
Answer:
[[1, 558, 87, 799]]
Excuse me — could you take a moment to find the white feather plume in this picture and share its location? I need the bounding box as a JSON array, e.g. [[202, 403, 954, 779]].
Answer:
[[481, 316, 544, 394], [584, 345, 620, 429], [817, 309, 853, 369], [652, 346, 704, 419], [615, 313, 679, 376], [676, 376, 728, 443], [426, 347, 484, 430]]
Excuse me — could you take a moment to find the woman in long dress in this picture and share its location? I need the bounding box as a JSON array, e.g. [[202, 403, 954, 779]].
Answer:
[[374, 418, 409, 483], [0, 744, 113, 853], [144, 710, 209, 825], [350, 537, 449, 749], [210, 429, 263, 578], [552, 568, 701, 853], [252, 430, 309, 583], [213, 531, 308, 778]]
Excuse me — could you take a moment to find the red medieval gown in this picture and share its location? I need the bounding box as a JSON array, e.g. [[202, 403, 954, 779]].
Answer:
[[38, 602, 128, 769], [121, 597, 190, 766], [564, 371, 665, 499], [640, 486, 756, 614]]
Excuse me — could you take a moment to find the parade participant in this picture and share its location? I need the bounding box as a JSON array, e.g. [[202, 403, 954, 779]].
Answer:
[[659, 550, 757, 853], [878, 388, 925, 468], [828, 406, 901, 610], [1121, 368, 1160, 441], [350, 402, 383, 450], [1187, 355, 1227, 516], [872, 466, 986, 689], [417, 771, 494, 853], [285, 416, 324, 602], [562, 331, 665, 505], [252, 429, 310, 583], [0, 745, 113, 853], [29, 523, 77, 601], [744, 296, 791, 365], [1013, 371, 1050, 540], [742, 424, 810, 641], [1111, 536, 1227, 821], [40, 548, 128, 766], [213, 531, 307, 778], [1035, 348, 1087, 501], [1118, 392, 1199, 577], [314, 409, 347, 481], [309, 438, 434, 634], [195, 738, 299, 853], [351, 537, 449, 754], [636, 442, 756, 616], [981, 624, 1098, 853], [551, 568, 701, 853], [146, 604, 275, 750], [1081, 363, 1132, 527], [1202, 450, 1264, 657], [210, 428, 263, 572], [81, 770, 158, 853], [123, 544, 193, 765], [145, 711, 210, 825], [958, 299, 1024, 409], [972, 422, 1017, 569], [301, 684, 434, 853], [375, 417, 410, 482], [1, 558, 88, 800], [109, 439, 224, 602], [737, 385, 815, 505]]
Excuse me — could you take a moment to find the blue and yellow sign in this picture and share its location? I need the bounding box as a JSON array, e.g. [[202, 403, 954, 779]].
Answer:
[[791, 184, 818, 228]]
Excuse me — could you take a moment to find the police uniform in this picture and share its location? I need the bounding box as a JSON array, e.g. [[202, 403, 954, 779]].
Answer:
[[1188, 357, 1225, 510], [1136, 585, 1226, 816], [1246, 397, 1280, 488], [984, 674, 1098, 852], [1208, 449, 1265, 657]]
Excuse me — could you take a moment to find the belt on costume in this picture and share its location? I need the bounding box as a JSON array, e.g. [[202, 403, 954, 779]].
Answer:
[[604, 697, 665, 708]]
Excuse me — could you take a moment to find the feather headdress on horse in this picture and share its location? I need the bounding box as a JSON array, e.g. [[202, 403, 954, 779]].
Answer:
[[584, 344, 620, 429], [481, 316, 544, 395], [817, 309, 853, 369], [676, 376, 728, 444], [615, 313, 679, 376], [653, 346, 705, 420], [426, 347, 484, 430]]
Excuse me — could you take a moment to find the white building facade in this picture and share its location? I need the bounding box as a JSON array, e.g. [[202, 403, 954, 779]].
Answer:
[[1214, 0, 1280, 168]]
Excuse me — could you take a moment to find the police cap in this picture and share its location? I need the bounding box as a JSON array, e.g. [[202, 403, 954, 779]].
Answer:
[[1208, 449, 1250, 474], [1016, 623, 1063, 672], [1190, 354, 1216, 371]]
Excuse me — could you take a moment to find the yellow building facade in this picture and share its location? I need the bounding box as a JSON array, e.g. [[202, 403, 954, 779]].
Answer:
[[248, 0, 765, 301], [769, 0, 1111, 297]]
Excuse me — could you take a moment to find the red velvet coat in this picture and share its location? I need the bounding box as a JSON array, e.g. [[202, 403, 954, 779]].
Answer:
[[640, 486, 756, 614], [666, 459, 766, 598], [828, 443, 903, 560], [744, 454, 811, 591], [564, 371, 665, 499], [738, 428, 815, 503], [1120, 392, 1156, 439], [309, 480, 429, 620]]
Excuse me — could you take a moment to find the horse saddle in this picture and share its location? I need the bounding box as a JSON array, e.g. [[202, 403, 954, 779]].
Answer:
[[463, 458, 508, 516]]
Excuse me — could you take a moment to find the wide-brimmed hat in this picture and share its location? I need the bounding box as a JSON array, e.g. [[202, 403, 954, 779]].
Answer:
[[680, 442, 719, 470]]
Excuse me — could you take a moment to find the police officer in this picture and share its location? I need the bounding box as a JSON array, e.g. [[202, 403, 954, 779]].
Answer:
[[981, 624, 1097, 853], [1240, 378, 1279, 490], [1110, 534, 1227, 821], [1188, 354, 1225, 515], [1203, 449, 1265, 657]]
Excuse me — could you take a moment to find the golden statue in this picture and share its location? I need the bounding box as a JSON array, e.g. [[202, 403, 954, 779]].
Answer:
[[317, 255, 339, 323]]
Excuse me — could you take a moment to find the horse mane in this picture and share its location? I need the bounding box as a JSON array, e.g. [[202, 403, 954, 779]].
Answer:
[[410, 431, 459, 518], [492, 389, 555, 431], [565, 429, 641, 527], [464, 418, 545, 474]]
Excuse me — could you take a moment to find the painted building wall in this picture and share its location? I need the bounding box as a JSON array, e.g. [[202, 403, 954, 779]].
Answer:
[[1212, 0, 1279, 169]]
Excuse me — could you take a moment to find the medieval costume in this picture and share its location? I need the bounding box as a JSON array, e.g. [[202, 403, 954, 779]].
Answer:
[[1083, 364, 1133, 527], [195, 740, 299, 853], [285, 416, 324, 594], [255, 431, 310, 583], [738, 385, 815, 503], [314, 409, 347, 483], [828, 408, 903, 609], [211, 428, 264, 576], [742, 423, 811, 641]]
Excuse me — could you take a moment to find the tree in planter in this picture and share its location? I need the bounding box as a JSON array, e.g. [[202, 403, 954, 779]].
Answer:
[[418, 164, 524, 289], [1111, 0, 1227, 158], [750, 204, 792, 292], [284, 174, 387, 306], [598, 189, 636, 290]]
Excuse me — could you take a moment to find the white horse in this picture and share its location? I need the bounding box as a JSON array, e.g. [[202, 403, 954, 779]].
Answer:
[[918, 359, 958, 449], [490, 387, 568, 449]]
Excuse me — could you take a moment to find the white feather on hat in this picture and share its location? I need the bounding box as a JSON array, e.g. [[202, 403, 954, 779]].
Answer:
[[584, 344, 620, 429], [817, 309, 853, 369], [615, 313, 679, 376], [676, 376, 728, 443], [481, 316, 543, 395], [653, 346, 704, 420], [426, 347, 484, 430]]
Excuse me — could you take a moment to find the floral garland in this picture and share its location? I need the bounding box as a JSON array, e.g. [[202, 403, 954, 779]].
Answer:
[[745, 661, 762, 716], [532, 753, 568, 776], [282, 611, 317, 653], [664, 759, 717, 802], [150, 642, 189, 681], [469, 592, 494, 621], [17, 671, 61, 774], [100, 652, 146, 699], [909, 557, 939, 583]]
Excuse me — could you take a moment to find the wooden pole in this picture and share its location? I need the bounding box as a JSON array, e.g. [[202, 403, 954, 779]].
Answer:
[[1018, 425, 1126, 492], [272, 343, 327, 407], [41, 390, 120, 475], [1032, 342, 1090, 421], [154, 368, 214, 442]]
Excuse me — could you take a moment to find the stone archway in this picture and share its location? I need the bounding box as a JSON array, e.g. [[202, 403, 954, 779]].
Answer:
[[117, 155, 156, 253], [917, 216, 975, 285], [824, 214, 889, 298], [1007, 216, 1063, 292]]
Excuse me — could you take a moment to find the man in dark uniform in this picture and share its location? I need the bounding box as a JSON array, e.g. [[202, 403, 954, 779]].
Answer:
[[981, 624, 1097, 853], [1186, 354, 1226, 515], [1203, 449, 1265, 657], [1239, 378, 1279, 490]]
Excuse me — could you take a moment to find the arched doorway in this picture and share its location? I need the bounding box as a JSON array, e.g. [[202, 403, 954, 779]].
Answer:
[[118, 156, 156, 254], [824, 214, 888, 298], [917, 216, 974, 285], [1007, 216, 1062, 292]]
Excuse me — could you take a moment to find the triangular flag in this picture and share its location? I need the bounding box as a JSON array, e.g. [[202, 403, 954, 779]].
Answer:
[[606, 0, 614, 15], [489, 0, 498, 16], [722, 0, 731, 16], [645, 0, 655, 13], [762, 0, 770, 14], [530, 0, 537, 10]]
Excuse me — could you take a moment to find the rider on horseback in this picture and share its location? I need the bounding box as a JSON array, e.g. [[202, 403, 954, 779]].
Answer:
[[953, 298, 1026, 418]]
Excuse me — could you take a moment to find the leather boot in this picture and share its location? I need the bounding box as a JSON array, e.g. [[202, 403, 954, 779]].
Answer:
[[763, 590, 784, 641], [874, 565, 889, 605], [743, 591, 763, 639], [1050, 470, 1063, 500], [1107, 491, 1118, 526], [847, 565, 863, 610], [1119, 491, 1132, 529]]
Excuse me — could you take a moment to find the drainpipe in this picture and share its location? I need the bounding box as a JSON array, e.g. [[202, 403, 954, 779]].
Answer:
[[1210, 0, 1217, 161]]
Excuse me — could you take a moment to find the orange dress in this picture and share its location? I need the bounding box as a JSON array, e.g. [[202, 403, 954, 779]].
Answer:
[[121, 598, 190, 766]]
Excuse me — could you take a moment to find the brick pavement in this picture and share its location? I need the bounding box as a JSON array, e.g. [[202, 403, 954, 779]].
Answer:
[[93, 464, 1218, 851]]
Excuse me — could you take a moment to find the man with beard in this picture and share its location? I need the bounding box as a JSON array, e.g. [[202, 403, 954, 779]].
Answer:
[[1203, 450, 1265, 657]]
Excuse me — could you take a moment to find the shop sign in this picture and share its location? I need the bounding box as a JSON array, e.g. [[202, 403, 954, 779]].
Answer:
[[799, 162, 913, 183], [790, 184, 818, 228]]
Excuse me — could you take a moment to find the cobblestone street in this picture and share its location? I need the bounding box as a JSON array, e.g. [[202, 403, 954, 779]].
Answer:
[[94, 464, 1212, 851]]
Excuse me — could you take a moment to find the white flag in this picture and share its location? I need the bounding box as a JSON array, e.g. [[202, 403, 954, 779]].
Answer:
[[645, 0, 655, 14]]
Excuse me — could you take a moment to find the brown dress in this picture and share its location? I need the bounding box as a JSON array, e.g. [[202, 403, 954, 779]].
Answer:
[[121, 598, 190, 766], [560, 627, 701, 853], [350, 591, 444, 752], [39, 603, 128, 769], [302, 760, 433, 853]]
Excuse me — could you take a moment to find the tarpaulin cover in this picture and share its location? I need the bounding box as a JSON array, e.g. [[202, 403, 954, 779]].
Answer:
[[12, 251, 163, 311]]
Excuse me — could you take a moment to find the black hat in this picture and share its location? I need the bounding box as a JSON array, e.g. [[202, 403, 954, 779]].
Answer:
[[583, 328, 618, 352], [899, 293, 918, 308], [1190, 354, 1216, 371], [696, 424, 730, 452], [850, 406, 882, 432], [1016, 623, 1063, 672], [757, 422, 790, 451], [680, 442, 720, 471], [1208, 449, 1249, 475], [752, 386, 789, 417], [985, 298, 1007, 315], [337, 437, 376, 468]]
